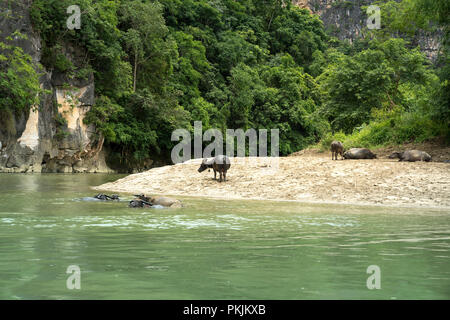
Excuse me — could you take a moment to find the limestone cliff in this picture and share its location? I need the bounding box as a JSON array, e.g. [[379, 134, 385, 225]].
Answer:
[[294, 0, 442, 61], [0, 0, 112, 173]]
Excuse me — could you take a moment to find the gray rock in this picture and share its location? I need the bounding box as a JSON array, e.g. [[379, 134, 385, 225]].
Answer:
[[0, 2, 112, 174], [302, 0, 442, 62]]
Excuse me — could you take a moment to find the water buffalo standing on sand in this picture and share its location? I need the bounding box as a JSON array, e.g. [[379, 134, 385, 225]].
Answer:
[[198, 155, 231, 182], [343, 148, 377, 159], [389, 150, 431, 162], [330, 141, 344, 160]]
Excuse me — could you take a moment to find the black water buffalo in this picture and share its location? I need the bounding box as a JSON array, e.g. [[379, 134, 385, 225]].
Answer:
[[330, 141, 344, 160], [389, 150, 431, 162], [134, 194, 151, 202], [94, 193, 119, 200], [343, 148, 377, 159], [129, 194, 152, 208], [130, 194, 182, 208], [128, 199, 152, 208], [198, 155, 231, 182]]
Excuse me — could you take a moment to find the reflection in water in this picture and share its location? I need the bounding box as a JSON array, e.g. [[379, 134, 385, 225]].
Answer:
[[0, 174, 449, 299]]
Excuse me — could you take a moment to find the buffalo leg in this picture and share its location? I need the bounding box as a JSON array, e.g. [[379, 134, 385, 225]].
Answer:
[[213, 169, 217, 180]]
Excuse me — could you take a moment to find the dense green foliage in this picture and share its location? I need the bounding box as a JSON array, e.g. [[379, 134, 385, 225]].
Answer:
[[319, 0, 449, 150], [30, 0, 329, 161], [318, 38, 440, 132], [0, 31, 42, 113], [24, 0, 450, 165]]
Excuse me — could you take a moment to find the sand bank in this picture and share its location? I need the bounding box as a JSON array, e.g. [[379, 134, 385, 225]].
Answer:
[[95, 155, 450, 209]]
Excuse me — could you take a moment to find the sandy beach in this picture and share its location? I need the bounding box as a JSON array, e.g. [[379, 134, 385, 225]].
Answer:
[[95, 154, 450, 209]]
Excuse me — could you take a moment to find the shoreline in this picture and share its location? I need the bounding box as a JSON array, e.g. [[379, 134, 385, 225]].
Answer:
[[94, 156, 450, 210], [92, 188, 450, 211]]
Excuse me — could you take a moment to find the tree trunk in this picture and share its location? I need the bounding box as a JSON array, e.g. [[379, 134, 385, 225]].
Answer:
[[386, 91, 396, 109]]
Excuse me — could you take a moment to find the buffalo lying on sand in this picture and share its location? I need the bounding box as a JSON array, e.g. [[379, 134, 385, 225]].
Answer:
[[330, 141, 344, 160], [198, 155, 231, 182], [343, 148, 377, 159], [389, 150, 431, 162]]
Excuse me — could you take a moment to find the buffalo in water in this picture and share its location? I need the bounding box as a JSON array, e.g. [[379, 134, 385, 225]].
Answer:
[[150, 196, 182, 208], [330, 141, 344, 160], [343, 148, 377, 160], [94, 194, 119, 201], [389, 150, 431, 162], [128, 199, 152, 208], [198, 155, 231, 182], [129, 194, 182, 208], [129, 194, 153, 208]]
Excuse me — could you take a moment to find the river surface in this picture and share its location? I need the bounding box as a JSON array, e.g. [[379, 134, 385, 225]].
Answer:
[[0, 174, 449, 299]]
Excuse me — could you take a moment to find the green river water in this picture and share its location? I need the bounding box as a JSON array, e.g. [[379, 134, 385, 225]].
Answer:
[[0, 174, 449, 299]]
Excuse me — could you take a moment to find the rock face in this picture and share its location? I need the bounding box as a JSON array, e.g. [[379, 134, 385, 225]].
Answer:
[[294, 0, 442, 61], [0, 1, 113, 173]]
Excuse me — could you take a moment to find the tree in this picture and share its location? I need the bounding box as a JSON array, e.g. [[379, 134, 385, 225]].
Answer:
[[119, 1, 170, 92], [318, 39, 435, 133], [0, 32, 42, 112]]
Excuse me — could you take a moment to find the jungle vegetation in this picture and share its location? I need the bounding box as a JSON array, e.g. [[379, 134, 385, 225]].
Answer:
[[6, 0, 445, 165]]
